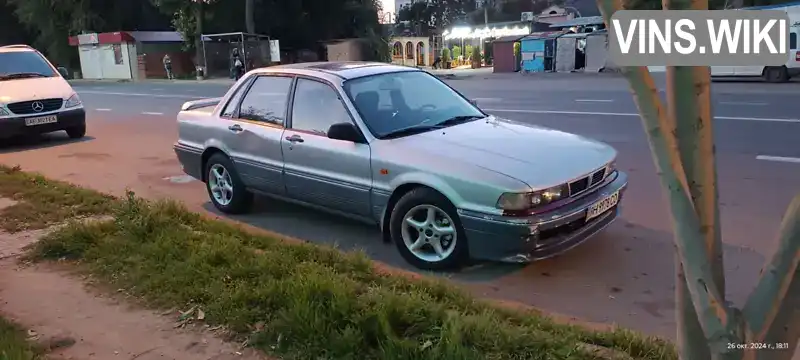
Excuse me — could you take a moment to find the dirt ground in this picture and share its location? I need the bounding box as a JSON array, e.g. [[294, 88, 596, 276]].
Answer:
[[0, 197, 269, 360]]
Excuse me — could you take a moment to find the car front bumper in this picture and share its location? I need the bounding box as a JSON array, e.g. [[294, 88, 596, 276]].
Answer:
[[459, 170, 628, 263], [0, 108, 86, 139]]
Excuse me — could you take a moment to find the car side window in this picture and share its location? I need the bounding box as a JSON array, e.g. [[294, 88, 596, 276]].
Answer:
[[220, 77, 252, 118], [290, 78, 352, 136], [237, 76, 293, 125]]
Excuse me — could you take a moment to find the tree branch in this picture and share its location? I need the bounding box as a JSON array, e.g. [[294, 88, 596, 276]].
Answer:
[[743, 194, 800, 343], [594, 0, 730, 349]]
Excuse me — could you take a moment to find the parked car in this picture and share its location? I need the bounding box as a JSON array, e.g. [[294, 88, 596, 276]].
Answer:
[[173, 62, 627, 270], [0, 44, 86, 141]]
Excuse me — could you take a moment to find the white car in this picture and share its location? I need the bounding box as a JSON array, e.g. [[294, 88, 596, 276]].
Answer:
[[173, 62, 626, 270], [0, 44, 85, 140]]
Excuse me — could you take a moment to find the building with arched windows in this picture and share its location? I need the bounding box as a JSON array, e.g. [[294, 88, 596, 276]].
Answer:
[[389, 36, 431, 67]]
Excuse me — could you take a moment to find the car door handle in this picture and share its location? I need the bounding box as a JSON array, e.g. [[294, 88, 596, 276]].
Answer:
[[285, 135, 304, 143], [228, 124, 243, 132]]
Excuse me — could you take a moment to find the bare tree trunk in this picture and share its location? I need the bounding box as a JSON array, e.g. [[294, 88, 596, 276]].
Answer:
[[594, 0, 800, 358], [660, 0, 726, 352]]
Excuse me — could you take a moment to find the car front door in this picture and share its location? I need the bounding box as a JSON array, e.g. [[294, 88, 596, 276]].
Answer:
[[221, 74, 294, 195], [282, 77, 373, 217]]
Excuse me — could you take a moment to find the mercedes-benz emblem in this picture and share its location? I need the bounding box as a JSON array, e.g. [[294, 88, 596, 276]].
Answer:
[[31, 101, 44, 112]]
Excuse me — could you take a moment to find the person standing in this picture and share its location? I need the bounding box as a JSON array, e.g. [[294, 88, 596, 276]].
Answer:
[[232, 48, 244, 80], [162, 54, 174, 80]]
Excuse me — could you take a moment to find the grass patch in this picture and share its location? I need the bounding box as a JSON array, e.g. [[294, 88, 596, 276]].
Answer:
[[2, 166, 678, 359], [0, 317, 41, 360], [0, 165, 114, 232]]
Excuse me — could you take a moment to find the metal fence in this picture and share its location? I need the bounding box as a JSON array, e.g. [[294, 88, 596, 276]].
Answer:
[[201, 33, 271, 79]]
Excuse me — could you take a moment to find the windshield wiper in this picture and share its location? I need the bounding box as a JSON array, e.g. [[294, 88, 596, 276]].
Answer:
[[0, 72, 49, 80], [379, 115, 486, 139], [434, 115, 485, 127], [379, 124, 441, 139]]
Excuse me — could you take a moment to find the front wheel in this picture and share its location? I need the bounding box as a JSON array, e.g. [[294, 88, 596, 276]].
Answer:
[[764, 66, 789, 83], [204, 153, 253, 214], [389, 188, 469, 270], [65, 124, 86, 139]]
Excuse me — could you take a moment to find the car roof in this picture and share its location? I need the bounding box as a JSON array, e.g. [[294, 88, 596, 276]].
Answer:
[[0, 45, 37, 53], [256, 61, 423, 80]]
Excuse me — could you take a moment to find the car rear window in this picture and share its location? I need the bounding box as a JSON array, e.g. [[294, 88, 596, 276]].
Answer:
[[0, 51, 57, 77]]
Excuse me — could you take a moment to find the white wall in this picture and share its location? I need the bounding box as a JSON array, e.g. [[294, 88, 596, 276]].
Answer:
[[98, 44, 132, 79], [77, 43, 133, 80], [78, 45, 103, 79]]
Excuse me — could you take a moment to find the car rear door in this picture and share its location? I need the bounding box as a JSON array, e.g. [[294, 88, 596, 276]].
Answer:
[[281, 77, 373, 217], [221, 74, 294, 195]]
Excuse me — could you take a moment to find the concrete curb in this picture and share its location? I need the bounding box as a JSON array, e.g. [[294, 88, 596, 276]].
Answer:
[[69, 78, 236, 86]]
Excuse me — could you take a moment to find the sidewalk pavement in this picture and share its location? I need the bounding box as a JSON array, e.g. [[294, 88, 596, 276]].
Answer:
[[68, 66, 622, 85]]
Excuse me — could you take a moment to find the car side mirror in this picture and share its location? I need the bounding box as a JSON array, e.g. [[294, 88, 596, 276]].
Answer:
[[57, 67, 69, 79], [327, 122, 363, 143], [468, 99, 478, 107]]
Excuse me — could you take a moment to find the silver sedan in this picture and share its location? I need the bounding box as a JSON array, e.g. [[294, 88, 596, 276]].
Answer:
[[173, 62, 627, 270]]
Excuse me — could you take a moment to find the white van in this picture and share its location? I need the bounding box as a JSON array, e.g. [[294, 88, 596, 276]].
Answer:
[[0, 44, 86, 140], [710, 3, 800, 82]]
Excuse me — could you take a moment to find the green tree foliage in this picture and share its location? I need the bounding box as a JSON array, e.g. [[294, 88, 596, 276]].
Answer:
[[467, 0, 561, 24], [0, 0, 33, 46], [452, 45, 462, 59], [4, 0, 385, 67], [624, 0, 796, 9], [7, 0, 171, 67], [397, 0, 477, 30]]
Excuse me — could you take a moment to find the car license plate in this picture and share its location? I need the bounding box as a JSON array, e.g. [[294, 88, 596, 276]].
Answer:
[[586, 190, 620, 221], [24, 115, 58, 126]]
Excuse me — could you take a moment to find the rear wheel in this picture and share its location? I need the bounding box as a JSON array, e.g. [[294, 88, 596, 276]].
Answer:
[[65, 124, 86, 139], [764, 66, 789, 83], [389, 188, 469, 270], [204, 153, 253, 214]]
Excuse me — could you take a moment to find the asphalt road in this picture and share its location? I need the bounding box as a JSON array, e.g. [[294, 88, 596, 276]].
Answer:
[[2, 74, 799, 344]]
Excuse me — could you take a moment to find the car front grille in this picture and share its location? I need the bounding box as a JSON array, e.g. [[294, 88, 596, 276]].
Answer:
[[7, 98, 63, 115], [568, 167, 608, 197]]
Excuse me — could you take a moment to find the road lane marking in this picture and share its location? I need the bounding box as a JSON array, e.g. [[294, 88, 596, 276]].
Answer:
[[473, 97, 503, 102], [482, 108, 800, 123], [94, 108, 112, 111], [163, 175, 196, 183], [141, 112, 164, 115], [756, 155, 800, 164], [77, 90, 202, 99], [719, 102, 768, 106], [575, 99, 614, 102]]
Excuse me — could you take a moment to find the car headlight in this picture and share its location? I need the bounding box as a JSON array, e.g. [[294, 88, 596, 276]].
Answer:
[[496, 184, 570, 212], [0, 106, 8, 116], [64, 93, 82, 108], [607, 160, 616, 174]]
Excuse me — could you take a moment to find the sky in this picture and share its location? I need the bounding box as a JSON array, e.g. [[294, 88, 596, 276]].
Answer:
[[380, 0, 394, 13]]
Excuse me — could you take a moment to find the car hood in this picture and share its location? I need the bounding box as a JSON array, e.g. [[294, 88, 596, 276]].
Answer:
[[0, 77, 73, 104], [393, 116, 616, 189]]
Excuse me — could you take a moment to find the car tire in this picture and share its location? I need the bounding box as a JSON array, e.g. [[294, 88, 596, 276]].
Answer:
[[764, 66, 789, 83], [204, 153, 253, 214], [65, 124, 86, 139], [389, 187, 469, 271]]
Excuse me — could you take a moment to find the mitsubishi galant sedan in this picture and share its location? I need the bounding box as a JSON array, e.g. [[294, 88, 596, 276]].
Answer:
[[173, 62, 627, 270]]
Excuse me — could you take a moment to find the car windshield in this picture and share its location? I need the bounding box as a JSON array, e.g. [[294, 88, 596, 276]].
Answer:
[[342, 71, 485, 139], [0, 51, 57, 80]]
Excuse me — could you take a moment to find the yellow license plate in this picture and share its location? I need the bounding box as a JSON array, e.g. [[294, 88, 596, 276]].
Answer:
[[586, 190, 619, 221]]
